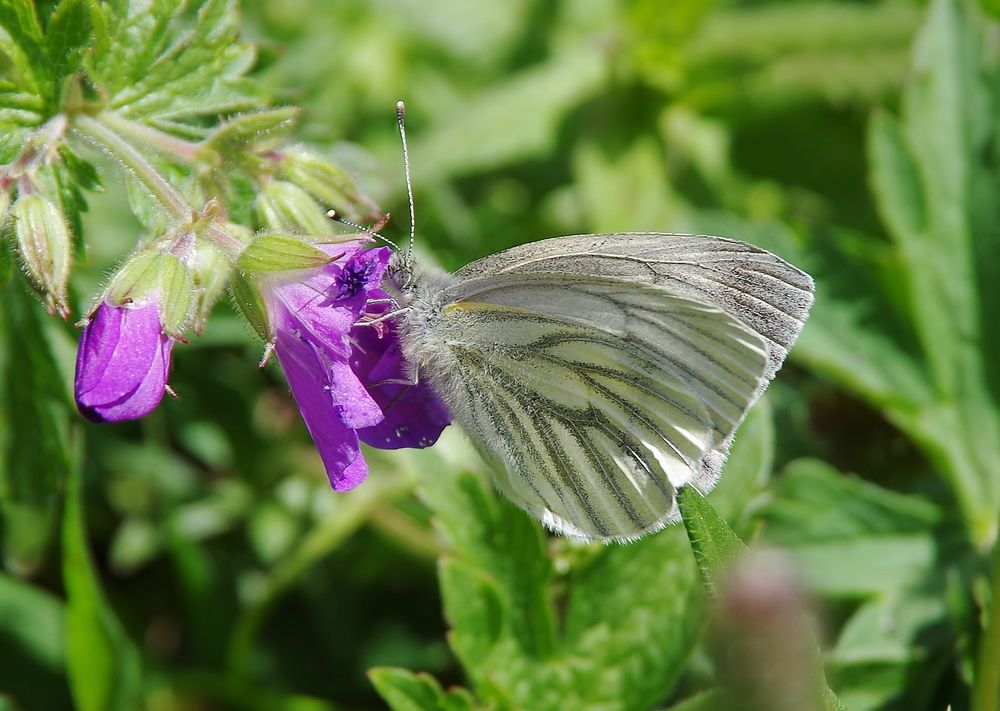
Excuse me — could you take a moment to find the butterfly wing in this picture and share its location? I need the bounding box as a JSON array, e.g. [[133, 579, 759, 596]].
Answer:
[[409, 233, 813, 541], [449, 232, 813, 381]]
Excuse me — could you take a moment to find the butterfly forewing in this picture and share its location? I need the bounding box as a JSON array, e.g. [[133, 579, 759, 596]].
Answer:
[[449, 232, 813, 379]]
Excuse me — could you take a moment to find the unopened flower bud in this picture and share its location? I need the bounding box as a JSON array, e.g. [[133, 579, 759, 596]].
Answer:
[[75, 298, 174, 423], [280, 148, 380, 222], [255, 180, 337, 236], [13, 194, 72, 318]]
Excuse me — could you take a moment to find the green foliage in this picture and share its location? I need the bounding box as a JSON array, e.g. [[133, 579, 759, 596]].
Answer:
[[0, 0, 999, 710], [62, 445, 142, 711]]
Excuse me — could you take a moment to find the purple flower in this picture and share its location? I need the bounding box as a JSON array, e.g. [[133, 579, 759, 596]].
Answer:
[[269, 245, 450, 491], [74, 299, 174, 423]]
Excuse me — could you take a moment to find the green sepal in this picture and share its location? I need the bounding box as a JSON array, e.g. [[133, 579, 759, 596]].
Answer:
[[201, 107, 300, 155], [106, 250, 162, 305], [230, 270, 270, 342], [255, 180, 337, 235], [12, 193, 72, 318], [106, 251, 195, 335], [280, 147, 380, 222], [237, 233, 334, 274], [191, 240, 234, 333], [155, 253, 194, 336]]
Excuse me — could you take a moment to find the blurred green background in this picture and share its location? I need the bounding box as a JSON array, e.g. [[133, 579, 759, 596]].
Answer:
[[2, 0, 1000, 709]]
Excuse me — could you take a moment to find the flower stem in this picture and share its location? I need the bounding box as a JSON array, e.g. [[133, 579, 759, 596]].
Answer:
[[71, 112, 192, 221], [99, 112, 200, 164], [204, 223, 247, 258], [972, 542, 1000, 711]]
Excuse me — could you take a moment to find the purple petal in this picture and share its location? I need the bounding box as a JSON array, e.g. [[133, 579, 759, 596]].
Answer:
[[75, 300, 173, 423], [352, 324, 451, 450], [275, 312, 381, 490]]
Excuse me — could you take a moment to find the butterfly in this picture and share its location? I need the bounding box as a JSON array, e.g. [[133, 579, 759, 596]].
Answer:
[[373, 104, 814, 543]]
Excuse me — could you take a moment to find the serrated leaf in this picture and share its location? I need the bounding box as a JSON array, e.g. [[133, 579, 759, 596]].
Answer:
[[421, 469, 556, 659], [106, 0, 265, 121], [0, 0, 47, 95], [863, 0, 1000, 541], [369, 668, 478, 711], [438, 558, 505, 668], [63, 445, 142, 711], [44, 0, 91, 104]]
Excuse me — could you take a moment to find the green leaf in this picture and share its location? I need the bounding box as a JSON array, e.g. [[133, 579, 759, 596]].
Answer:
[[0, 285, 69, 571], [677, 485, 746, 596], [369, 667, 478, 711], [0, 573, 72, 708], [104, 0, 265, 121], [0, 0, 47, 95], [62, 443, 143, 711], [421, 469, 556, 662], [44, 0, 92, 104], [760, 459, 953, 598], [827, 593, 953, 711], [864, 0, 1000, 542], [411, 47, 607, 183]]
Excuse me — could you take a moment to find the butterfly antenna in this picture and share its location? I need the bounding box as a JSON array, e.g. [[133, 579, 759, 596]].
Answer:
[[326, 210, 400, 251], [396, 100, 416, 272]]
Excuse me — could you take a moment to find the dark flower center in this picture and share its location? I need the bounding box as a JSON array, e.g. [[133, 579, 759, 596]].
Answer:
[[335, 256, 376, 299]]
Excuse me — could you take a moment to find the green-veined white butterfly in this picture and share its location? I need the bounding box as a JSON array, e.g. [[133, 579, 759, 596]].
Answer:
[[371, 103, 813, 543]]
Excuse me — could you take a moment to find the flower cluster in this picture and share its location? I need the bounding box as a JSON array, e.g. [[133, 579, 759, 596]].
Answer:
[[72, 239, 450, 490], [2, 104, 448, 492]]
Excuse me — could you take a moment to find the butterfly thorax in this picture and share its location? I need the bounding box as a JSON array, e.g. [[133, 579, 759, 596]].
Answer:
[[384, 251, 459, 383]]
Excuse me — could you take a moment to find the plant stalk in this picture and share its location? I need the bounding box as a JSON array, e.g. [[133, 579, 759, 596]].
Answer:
[[71, 112, 192, 221]]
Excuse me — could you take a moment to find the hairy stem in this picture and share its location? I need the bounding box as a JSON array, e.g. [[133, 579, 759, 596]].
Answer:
[[99, 112, 200, 164], [71, 112, 192, 221]]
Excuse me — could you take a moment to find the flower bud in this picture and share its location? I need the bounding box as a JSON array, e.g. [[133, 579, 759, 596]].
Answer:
[[13, 194, 72, 318], [279, 147, 380, 222], [255, 180, 338, 236], [75, 299, 174, 423]]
